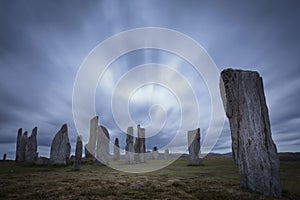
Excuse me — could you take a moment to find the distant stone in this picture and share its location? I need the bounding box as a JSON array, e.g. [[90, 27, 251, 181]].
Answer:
[[15, 128, 22, 162], [125, 126, 134, 164], [2, 153, 6, 161], [50, 124, 71, 165], [74, 136, 83, 170], [35, 157, 49, 165], [152, 146, 159, 160], [164, 149, 169, 159], [86, 116, 98, 158], [25, 127, 38, 164], [95, 125, 110, 165], [220, 69, 282, 198], [187, 128, 201, 165], [113, 138, 120, 161], [134, 125, 146, 163]]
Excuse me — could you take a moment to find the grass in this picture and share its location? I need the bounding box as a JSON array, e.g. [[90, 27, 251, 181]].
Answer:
[[0, 157, 299, 199]]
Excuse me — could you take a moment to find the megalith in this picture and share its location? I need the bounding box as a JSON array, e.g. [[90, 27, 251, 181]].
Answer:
[[187, 128, 201, 165], [2, 153, 6, 161], [220, 69, 282, 198], [164, 149, 169, 159], [50, 124, 71, 165], [126, 126, 134, 164], [74, 136, 83, 170], [152, 146, 159, 160], [134, 125, 146, 163], [19, 131, 28, 163], [25, 127, 38, 164], [113, 138, 120, 161], [95, 125, 110, 165], [15, 128, 22, 162], [85, 116, 98, 158]]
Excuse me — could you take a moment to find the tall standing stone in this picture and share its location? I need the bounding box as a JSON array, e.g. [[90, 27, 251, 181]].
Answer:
[[19, 131, 28, 163], [2, 153, 6, 161], [50, 124, 71, 165], [113, 138, 120, 161], [74, 136, 83, 170], [86, 116, 98, 158], [95, 125, 110, 165], [134, 125, 146, 163], [15, 128, 22, 162], [126, 126, 134, 164], [25, 127, 38, 164], [220, 69, 282, 198], [164, 149, 169, 159], [187, 128, 201, 165]]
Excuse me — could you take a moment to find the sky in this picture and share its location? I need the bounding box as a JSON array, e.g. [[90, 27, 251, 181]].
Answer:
[[0, 0, 300, 159]]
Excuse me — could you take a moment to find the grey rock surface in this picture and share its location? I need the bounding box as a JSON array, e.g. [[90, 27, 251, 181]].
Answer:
[[25, 127, 38, 164], [187, 128, 201, 165], [126, 126, 134, 164], [50, 124, 71, 165], [19, 131, 28, 163], [134, 125, 146, 163], [113, 138, 120, 161], [15, 128, 22, 162], [2, 153, 6, 161], [95, 125, 110, 165], [86, 116, 98, 158], [220, 69, 282, 198], [74, 136, 83, 170]]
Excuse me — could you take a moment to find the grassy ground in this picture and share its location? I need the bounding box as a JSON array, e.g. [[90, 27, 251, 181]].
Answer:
[[0, 157, 299, 199]]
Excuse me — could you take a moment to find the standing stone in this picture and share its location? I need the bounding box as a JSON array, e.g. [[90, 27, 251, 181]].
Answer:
[[2, 153, 6, 161], [50, 124, 71, 165], [25, 127, 38, 164], [19, 131, 28, 163], [220, 69, 282, 198], [113, 138, 120, 161], [126, 126, 134, 164], [188, 128, 201, 165], [134, 125, 146, 163], [74, 136, 83, 170], [164, 149, 169, 159], [15, 128, 22, 162], [152, 146, 159, 160], [95, 125, 110, 165], [86, 116, 98, 158]]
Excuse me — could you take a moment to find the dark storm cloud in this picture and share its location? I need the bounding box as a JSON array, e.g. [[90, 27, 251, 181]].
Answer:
[[0, 0, 300, 159]]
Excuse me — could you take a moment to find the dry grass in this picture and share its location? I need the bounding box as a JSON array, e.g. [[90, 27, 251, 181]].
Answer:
[[0, 157, 299, 199]]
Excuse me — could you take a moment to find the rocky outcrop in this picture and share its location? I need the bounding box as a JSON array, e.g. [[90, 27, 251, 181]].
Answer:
[[74, 136, 83, 170], [25, 127, 38, 164], [19, 131, 28, 163], [95, 125, 110, 165], [126, 126, 134, 164], [50, 124, 71, 165], [113, 138, 120, 161], [187, 128, 201, 165], [220, 69, 282, 198]]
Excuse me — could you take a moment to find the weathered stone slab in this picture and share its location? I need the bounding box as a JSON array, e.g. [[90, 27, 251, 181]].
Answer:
[[220, 69, 282, 198], [74, 136, 83, 170], [134, 125, 146, 163], [86, 116, 98, 158], [15, 128, 22, 162], [164, 149, 169, 159], [19, 131, 28, 163], [50, 124, 71, 165], [126, 126, 134, 164], [113, 138, 120, 161], [187, 128, 201, 165], [95, 125, 110, 165], [2, 153, 6, 161], [152, 146, 159, 160], [25, 127, 38, 164]]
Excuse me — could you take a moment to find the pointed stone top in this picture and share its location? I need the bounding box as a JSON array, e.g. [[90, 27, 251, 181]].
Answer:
[[61, 124, 68, 132], [24, 131, 28, 135]]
